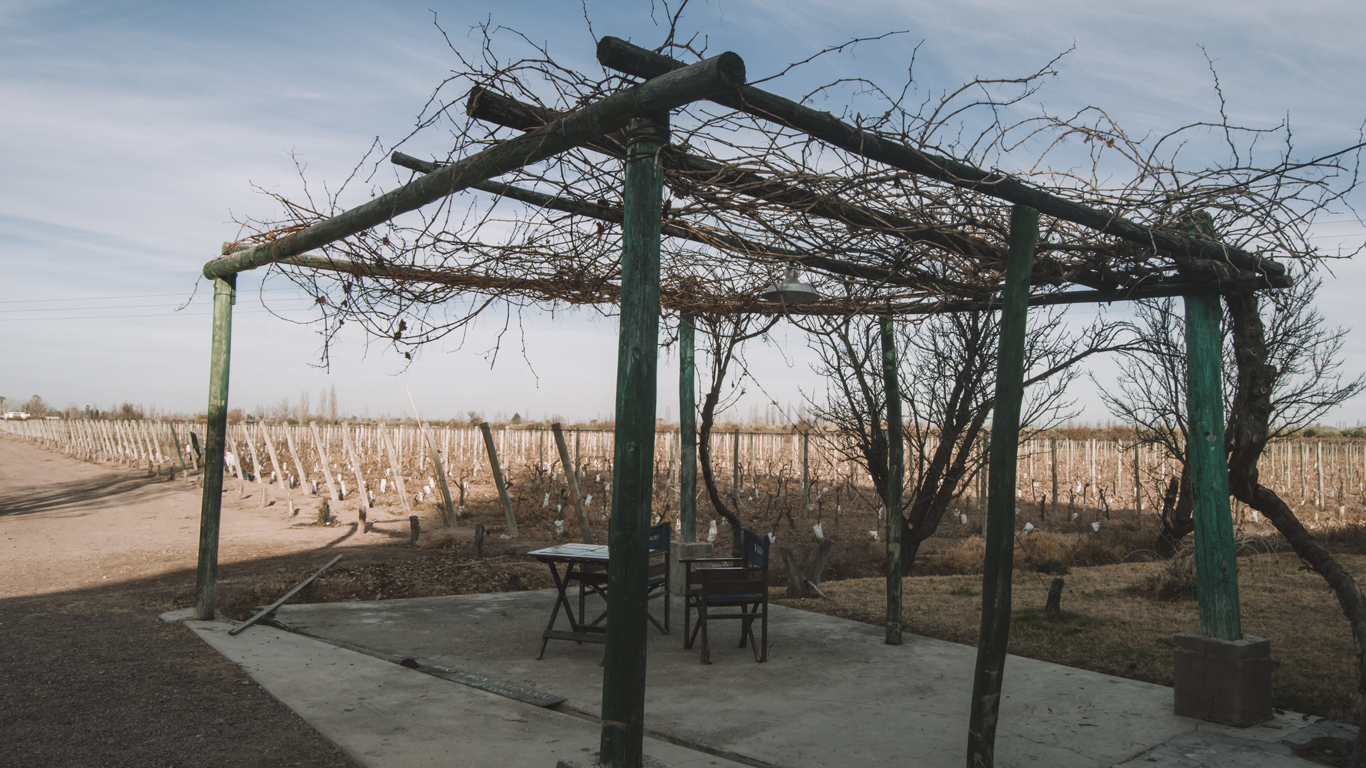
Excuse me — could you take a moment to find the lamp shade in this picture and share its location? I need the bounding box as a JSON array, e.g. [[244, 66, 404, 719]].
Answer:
[[761, 268, 819, 304]]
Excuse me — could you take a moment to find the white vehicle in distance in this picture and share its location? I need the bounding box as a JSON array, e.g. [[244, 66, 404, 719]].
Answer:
[[2, 412, 31, 420]]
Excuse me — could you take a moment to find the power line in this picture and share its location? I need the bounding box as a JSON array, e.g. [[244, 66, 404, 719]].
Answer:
[[0, 308, 322, 322], [0, 287, 304, 304], [0, 227, 229, 247], [0, 300, 316, 314], [2, 266, 183, 277]]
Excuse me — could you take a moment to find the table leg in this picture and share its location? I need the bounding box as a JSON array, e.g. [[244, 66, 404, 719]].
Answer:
[[538, 560, 574, 660]]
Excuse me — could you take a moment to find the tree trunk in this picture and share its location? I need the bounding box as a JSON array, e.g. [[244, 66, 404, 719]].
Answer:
[[1224, 288, 1366, 766], [697, 351, 744, 558], [1153, 470, 1194, 558], [900, 417, 988, 575]]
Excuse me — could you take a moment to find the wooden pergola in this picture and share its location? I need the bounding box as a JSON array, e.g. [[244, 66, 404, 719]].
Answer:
[[196, 37, 1287, 768]]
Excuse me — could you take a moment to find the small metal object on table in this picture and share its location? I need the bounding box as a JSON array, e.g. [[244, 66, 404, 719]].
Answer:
[[528, 543, 612, 659]]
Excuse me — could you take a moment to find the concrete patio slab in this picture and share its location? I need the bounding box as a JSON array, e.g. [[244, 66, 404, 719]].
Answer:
[[190, 588, 1327, 767], [167, 589, 1347, 767], [183, 617, 746, 768]]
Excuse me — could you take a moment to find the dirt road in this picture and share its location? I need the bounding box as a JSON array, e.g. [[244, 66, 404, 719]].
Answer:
[[0, 435, 414, 767]]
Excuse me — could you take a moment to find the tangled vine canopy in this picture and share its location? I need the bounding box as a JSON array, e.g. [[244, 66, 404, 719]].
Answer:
[[220, 21, 1361, 358]]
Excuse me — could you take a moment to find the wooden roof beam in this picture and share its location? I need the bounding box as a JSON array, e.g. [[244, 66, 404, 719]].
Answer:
[[202, 50, 746, 279], [596, 36, 1286, 280], [464, 88, 1009, 269], [389, 151, 975, 295]]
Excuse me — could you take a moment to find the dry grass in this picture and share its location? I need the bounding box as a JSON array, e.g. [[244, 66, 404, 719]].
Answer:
[[916, 530, 1144, 576], [780, 552, 1366, 725]]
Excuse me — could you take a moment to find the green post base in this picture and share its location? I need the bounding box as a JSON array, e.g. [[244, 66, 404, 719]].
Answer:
[[1173, 631, 1272, 727]]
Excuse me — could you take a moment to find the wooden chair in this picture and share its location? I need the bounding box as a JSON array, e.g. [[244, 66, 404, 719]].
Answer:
[[683, 529, 769, 663], [645, 522, 670, 633], [574, 522, 671, 634]]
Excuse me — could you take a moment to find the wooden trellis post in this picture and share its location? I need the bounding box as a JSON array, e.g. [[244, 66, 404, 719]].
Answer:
[[480, 421, 516, 536], [881, 316, 903, 645], [261, 425, 283, 485], [599, 112, 668, 768], [679, 316, 697, 542], [309, 422, 340, 502], [552, 423, 592, 544], [967, 205, 1037, 767], [284, 427, 307, 492], [243, 424, 264, 486], [732, 428, 741, 506], [1051, 435, 1059, 516], [423, 428, 456, 528], [342, 424, 369, 510], [1133, 441, 1142, 517], [378, 422, 412, 516], [801, 429, 810, 514], [169, 422, 187, 472], [194, 275, 235, 621]]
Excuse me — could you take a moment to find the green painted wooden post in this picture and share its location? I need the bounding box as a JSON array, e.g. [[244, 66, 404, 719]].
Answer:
[[967, 205, 1037, 768], [679, 316, 698, 543], [194, 275, 235, 620], [599, 114, 668, 768], [1184, 290, 1243, 641], [881, 316, 903, 645]]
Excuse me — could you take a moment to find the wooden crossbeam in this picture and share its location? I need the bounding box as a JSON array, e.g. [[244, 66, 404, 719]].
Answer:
[[390, 151, 973, 294], [203, 52, 746, 279], [465, 87, 1004, 290], [596, 36, 1287, 280]]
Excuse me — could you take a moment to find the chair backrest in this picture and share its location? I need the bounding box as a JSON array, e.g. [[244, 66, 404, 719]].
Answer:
[[742, 529, 769, 569], [649, 522, 671, 553], [697, 567, 760, 597]]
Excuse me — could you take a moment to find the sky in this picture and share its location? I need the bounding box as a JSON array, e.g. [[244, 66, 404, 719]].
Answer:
[[2, 0, 1364, 426]]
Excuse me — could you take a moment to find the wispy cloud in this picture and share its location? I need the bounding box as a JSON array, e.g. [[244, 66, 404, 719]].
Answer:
[[1, 0, 1362, 422]]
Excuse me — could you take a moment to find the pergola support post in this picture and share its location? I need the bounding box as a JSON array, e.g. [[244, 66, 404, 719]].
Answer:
[[881, 316, 903, 645], [967, 205, 1037, 767], [679, 316, 698, 543], [194, 274, 236, 621], [1184, 290, 1243, 639], [671, 314, 712, 592], [1172, 289, 1271, 726], [599, 113, 668, 768]]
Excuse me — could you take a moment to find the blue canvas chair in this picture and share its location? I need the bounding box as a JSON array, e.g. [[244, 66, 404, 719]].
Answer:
[[575, 521, 671, 634], [645, 521, 671, 633], [682, 529, 769, 663]]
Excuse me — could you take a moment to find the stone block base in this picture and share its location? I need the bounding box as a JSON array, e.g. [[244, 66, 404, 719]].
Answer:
[[1173, 631, 1272, 727], [669, 540, 713, 597]]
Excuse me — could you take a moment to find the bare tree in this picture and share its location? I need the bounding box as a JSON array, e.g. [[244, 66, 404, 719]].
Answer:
[[808, 306, 1129, 572], [1100, 274, 1364, 554], [694, 313, 777, 557], [1221, 282, 1366, 765]]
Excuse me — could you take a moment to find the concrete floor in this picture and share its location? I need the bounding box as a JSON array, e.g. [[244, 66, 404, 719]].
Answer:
[[170, 589, 1342, 767]]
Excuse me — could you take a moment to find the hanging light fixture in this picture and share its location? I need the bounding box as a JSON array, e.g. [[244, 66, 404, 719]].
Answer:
[[761, 268, 820, 304]]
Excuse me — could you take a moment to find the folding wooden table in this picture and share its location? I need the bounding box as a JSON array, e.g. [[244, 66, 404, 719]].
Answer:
[[527, 543, 611, 659]]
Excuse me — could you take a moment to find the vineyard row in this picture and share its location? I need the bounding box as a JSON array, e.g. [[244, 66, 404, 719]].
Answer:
[[5, 419, 1364, 526]]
